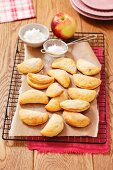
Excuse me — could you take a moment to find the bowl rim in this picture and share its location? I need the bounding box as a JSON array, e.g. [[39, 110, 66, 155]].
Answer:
[[18, 23, 49, 45]]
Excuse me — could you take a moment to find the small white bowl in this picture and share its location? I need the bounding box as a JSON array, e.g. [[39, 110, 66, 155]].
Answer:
[[41, 39, 68, 57], [18, 23, 49, 48]]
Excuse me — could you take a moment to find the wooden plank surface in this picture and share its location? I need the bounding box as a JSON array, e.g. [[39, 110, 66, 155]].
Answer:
[[0, 0, 113, 170]]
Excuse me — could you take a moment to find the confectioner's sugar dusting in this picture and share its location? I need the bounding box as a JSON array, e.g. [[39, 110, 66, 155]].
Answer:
[[24, 28, 46, 43], [26, 58, 38, 67], [46, 44, 66, 55]]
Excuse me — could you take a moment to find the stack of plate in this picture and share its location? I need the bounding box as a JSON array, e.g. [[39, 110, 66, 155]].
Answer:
[[70, 0, 113, 20]]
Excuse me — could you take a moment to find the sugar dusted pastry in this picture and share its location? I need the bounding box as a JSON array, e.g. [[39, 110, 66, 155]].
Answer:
[[27, 74, 54, 90], [60, 99, 90, 112], [52, 58, 76, 74], [47, 69, 70, 88], [68, 88, 96, 102], [73, 74, 101, 90], [63, 111, 90, 127], [27, 73, 54, 84], [19, 89, 48, 105], [77, 59, 101, 75], [17, 58, 44, 74], [45, 92, 68, 112], [46, 82, 63, 97], [19, 109, 49, 126], [40, 114, 64, 137]]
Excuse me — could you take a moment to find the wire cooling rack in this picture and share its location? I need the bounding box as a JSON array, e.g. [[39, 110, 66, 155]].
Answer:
[[2, 32, 107, 144]]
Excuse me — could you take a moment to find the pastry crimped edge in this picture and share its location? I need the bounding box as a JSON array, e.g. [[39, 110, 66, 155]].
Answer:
[[27, 73, 54, 84], [27, 75, 54, 90]]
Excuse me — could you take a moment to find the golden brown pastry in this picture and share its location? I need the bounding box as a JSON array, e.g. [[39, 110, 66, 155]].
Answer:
[[27, 73, 54, 84], [73, 74, 101, 89], [19, 109, 49, 126], [17, 58, 44, 74], [52, 58, 76, 74], [76, 59, 101, 75], [63, 111, 90, 127], [68, 88, 96, 102], [46, 82, 63, 97], [27, 75, 54, 90], [45, 92, 68, 112], [47, 69, 70, 88], [60, 99, 90, 112], [40, 114, 64, 137], [19, 89, 48, 105]]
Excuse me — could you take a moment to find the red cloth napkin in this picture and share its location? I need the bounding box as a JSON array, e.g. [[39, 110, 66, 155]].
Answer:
[[27, 47, 110, 154], [0, 0, 35, 23]]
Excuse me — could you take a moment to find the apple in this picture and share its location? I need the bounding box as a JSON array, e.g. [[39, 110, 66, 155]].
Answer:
[[51, 12, 77, 39]]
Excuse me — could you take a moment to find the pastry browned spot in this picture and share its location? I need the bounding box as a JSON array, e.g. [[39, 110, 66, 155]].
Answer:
[[76, 59, 101, 75]]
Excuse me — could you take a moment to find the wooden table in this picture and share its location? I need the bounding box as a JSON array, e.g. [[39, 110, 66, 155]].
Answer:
[[0, 0, 113, 169]]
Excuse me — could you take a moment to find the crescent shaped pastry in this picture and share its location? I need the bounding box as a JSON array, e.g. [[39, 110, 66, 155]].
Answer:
[[17, 58, 44, 74], [19, 89, 49, 105], [27, 75, 54, 90], [76, 59, 101, 75], [73, 74, 101, 90], [45, 92, 68, 112], [52, 58, 77, 74], [60, 99, 90, 112], [27, 73, 54, 84], [68, 88, 96, 102], [40, 114, 64, 137], [19, 109, 49, 126], [47, 69, 70, 88], [46, 82, 63, 98], [63, 111, 90, 127]]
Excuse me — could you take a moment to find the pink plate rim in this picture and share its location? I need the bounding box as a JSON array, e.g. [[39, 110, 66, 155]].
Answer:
[[70, 0, 113, 20], [81, 0, 113, 11], [72, 0, 113, 17]]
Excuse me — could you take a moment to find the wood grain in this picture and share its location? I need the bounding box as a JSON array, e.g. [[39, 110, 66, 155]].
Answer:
[[0, 0, 37, 169], [0, 0, 113, 169], [34, 153, 93, 170]]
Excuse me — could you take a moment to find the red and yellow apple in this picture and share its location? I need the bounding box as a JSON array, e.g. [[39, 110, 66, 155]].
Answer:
[[51, 12, 77, 39]]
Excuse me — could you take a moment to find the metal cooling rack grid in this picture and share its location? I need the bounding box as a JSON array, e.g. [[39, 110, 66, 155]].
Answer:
[[2, 32, 107, 144]]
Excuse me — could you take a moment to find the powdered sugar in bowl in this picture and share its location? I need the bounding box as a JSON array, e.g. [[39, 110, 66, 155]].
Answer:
[[41, 39, 68, 57], [19, 23, 49, 48]]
